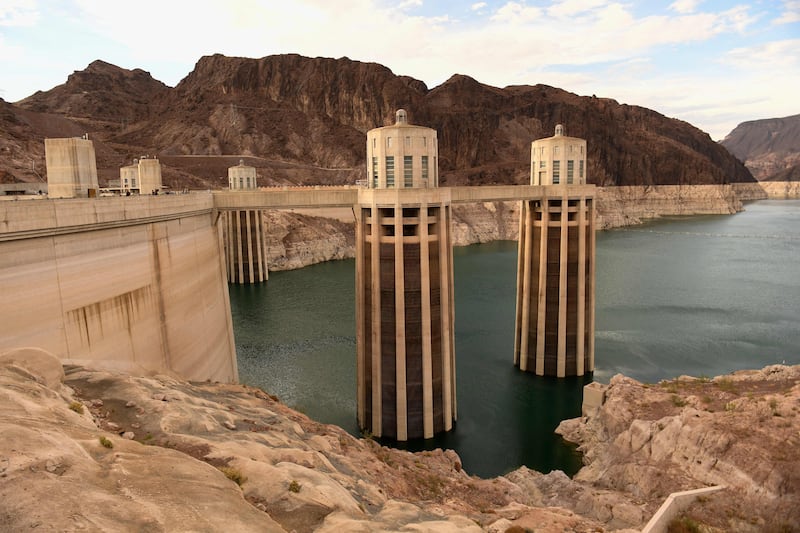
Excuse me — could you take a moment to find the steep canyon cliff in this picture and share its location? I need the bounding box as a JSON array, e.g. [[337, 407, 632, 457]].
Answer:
[[4, 54, 754, 191]]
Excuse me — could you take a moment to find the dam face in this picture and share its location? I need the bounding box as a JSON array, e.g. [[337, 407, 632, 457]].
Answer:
[[0, 194, 238, 382]]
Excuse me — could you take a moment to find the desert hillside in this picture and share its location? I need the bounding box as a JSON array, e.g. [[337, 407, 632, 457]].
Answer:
[[2, 53, 754, 190], [720, 114, 800, 181]]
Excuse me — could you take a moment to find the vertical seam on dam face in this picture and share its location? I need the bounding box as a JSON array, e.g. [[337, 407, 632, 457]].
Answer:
[[214, 219, 239, 382], [149, 224, 171, 372], [51, 235, 70, 358]]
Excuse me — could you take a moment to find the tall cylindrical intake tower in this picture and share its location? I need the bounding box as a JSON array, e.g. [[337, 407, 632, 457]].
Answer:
[[356, 110, 456, 440], [514, 125, 596, 377]]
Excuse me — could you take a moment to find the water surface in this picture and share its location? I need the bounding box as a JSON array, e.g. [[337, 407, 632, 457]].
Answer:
[[231, 200, 800, 478]]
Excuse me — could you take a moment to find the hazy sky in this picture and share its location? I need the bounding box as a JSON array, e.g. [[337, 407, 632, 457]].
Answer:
[[1, 0, 798, 140]]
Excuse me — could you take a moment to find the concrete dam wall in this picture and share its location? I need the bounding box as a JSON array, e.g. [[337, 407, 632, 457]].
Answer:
[[0, 194, 238, 382]]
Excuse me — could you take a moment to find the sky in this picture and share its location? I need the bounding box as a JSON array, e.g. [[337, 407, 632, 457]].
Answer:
[[0, 0, 798, 140]]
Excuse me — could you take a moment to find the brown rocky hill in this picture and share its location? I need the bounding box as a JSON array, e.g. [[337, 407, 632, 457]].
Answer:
[[0, 98, 82, 184], [6, 54, 754, 189], [17, 59, 170, 125], [720, 114, 800, 180], [0, 97, 142, 185]]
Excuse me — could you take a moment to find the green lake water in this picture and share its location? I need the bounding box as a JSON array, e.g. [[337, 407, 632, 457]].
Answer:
[[230, 200, 800, 478]]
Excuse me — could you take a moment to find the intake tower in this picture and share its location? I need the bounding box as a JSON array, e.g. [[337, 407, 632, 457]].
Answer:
[[514, 125, 596, 376], [355, 110, 456, 440], [223, 161, 269, 284]]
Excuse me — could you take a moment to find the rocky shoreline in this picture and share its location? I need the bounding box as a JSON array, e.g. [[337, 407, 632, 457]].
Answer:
[[1, 348, 797, 532]]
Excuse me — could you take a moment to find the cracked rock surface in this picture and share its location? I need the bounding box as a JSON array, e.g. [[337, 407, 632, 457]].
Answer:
[[2, 347, 797, 532]]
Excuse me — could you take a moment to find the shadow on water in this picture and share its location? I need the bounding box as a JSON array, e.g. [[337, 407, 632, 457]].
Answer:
[[387, 371, 589, 478]]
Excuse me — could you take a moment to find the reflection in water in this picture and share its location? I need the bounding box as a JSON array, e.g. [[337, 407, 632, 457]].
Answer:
[[231, 200, 800, 478]]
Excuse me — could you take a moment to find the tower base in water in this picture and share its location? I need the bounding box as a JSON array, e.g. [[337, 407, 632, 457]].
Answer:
[[223, 210, 269, 284], [514, 186, 595, 377], [355, 188, 456, 441]]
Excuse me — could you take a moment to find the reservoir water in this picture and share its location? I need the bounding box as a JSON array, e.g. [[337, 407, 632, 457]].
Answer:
[[231, 200, 800, 478]]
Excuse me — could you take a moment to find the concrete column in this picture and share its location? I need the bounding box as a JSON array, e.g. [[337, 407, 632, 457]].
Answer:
[[535, 199, 548, 375], [225, 212, 234, 283], [245, 210, 255, 283], [394, 203, 408, 441], [355, 206, 366, 429], [557, 196, 568, 377], [513, 201, 526, 367], [442, 203, 456, 424], [254, 210, 268, 283], [588, 198, 596, 372], [577, 196, 586, 376], [370, 201, 382, 436], [514, 188, 596, 377], [356, 189, 456, 440], [518, 202, 532, 371], [235, 211, 244, 284], [419, 202, 434, 438], [222, 210, 269, 284]]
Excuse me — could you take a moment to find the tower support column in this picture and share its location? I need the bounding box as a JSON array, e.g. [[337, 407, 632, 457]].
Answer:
[[514, 187, 595, 377], [223, 210, 269, 284]]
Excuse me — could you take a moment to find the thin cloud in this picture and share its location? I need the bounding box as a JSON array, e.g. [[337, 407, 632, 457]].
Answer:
[[547, 0, 615, 18], [398, 0, 422, 10], [0, 0, 39, 26], [669, 0, 701, 14], [491, 2, 544, 23], [471, 2, 487, 10], [773, 0, 800, 24], [723, 38, 800, 69], [719, 5, 761, 32]]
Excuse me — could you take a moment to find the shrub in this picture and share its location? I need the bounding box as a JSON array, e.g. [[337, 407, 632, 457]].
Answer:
[[68, 401, 84, 414], [219, 467, 247, 486], [716, 378, 736, 392], [671, 395, 688, 407], [288, 480, 301, 493], [667, 515, 704, 533], [98, 436, 113, 449]]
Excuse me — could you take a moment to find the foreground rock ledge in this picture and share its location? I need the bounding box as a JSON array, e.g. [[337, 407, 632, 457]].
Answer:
[[1, 351, 797, 532]]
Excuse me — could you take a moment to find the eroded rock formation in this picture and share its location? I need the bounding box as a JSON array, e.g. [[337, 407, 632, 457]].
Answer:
[[557, 366, 800, 532], [2, 348, 798, 531], [0, 349, 613, 532]]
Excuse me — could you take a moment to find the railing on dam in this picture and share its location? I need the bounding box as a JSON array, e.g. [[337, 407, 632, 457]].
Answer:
[[0, 185, 598, 241], [210, 184, 596, 210], [212, 188, 359, 210]]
